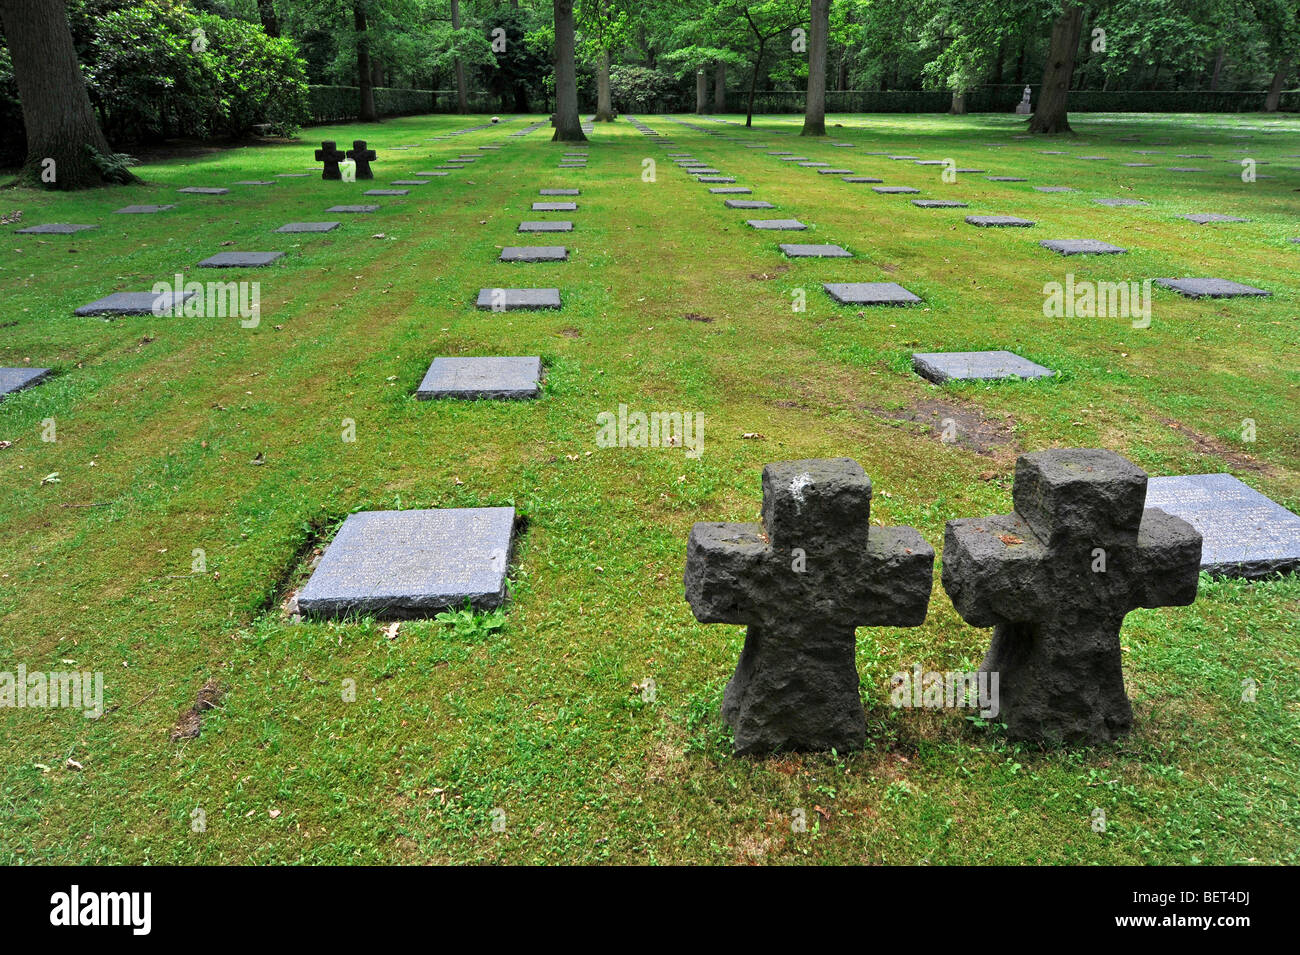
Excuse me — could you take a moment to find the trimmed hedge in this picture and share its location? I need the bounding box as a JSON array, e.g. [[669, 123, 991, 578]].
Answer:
[[306, 87, 503, 124], [733, 87, 1298, 114]]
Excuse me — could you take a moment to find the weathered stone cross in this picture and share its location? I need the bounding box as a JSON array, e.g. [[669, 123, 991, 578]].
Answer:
[[685, 458, 934, 755], [315, 140, 345, 180], [943, 448, 1202, 744], [347, 140, 376, 179]]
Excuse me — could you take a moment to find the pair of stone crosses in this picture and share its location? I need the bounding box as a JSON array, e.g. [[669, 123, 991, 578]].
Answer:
[[684, 449, 1202, 756], [315, 140, 376, 180]]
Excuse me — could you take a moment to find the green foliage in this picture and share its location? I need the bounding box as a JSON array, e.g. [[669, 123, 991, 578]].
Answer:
[[433, 605, 508, 644], [607, 65, 686, 112], [307, 85, 433, 123], [83, 143, 140, 184]]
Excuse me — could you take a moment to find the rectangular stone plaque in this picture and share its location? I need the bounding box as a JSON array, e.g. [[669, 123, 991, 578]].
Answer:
[[911, 350, 1054, 383], [1145, 474, 1300, 579], [74, 290, 196, 317], [823, 282, 921, 306], [277, 222, 340, 233], [518, 221, 572, 232], [500, 246, 568, 262], [296, 508, 517, 618], [0, 367, 52, 398], [416, 356, 543, 400], [197, 251, 285, 268], [475, 288, 561, 309], [15, 224, 97, 234]]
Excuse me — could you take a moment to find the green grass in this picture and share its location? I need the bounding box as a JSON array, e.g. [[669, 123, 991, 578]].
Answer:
[[0, 111, 1297, 864]]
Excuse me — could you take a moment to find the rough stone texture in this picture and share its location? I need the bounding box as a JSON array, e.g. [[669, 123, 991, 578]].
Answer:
[[873, 186, 920, 194], [1181, 213, 1247, 224], [297, 508, 516, 619], [1145, 473, 1300, 579], [725, 200, 775, 209], [1153, 278, 1271, 298], [911, 350, 1054, 383], [1094, 198, 1148, 207], [779, 244, 851, 258], [518, 221, 573, 232], [684, 458, 934, 755], [539, 189, 580, 195], [746, 219, 806, 230], [326, 205, 380, 213], [276, 222, 340, 233], [416, 356, 543, 400], [178, 187, 229, 195], [475, 288, 561, 310], [943, 449, 1201, 744], [500, 246, 568, 262], [1039, 239, 1127, 255], [114, 205, 175, 214], [966, 215, 1035, 227], [823, 282, 921, 306], [74, 290, 196, 317], [911, 200, 968, 208], [15, 223, 97, 234], [0, 367, 52, 398], [196, 251, 285, 268]]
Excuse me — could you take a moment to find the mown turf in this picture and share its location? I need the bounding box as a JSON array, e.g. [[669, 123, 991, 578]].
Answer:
[[0, 111, 1297, 864]]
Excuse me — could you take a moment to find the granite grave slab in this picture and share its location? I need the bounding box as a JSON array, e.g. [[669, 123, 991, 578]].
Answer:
[[416, 356, 543, 400]]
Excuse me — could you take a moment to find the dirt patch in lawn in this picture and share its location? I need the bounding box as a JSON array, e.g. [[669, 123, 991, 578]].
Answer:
[[1159, 417, 1275, 474], [169, 678, 225, 741], [869, 397, 1018, 459]]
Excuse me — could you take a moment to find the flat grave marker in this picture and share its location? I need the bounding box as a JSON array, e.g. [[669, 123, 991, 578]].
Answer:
[[276, 222, 340, 233], [911, 350, 1054, 383], [475, 288, 562, 310], [296, 507, 517, 619], [779, 243, 851, 258], [966, 215, 1035, 227], [518, 221, 573, 232], [1154, 278, 1270, 298], [15, 224, 97, 234], [1181, 213, 1247, 224], [114, 205, 175, 214], [178, 187, 229, 195], [873, 186, 920, 194], [197, 251, 285, 268], [1039, 239, 1127, 255], [416, 356, 543, 400], [746, 219, 806, 230], [724, 199, 775, 209], [823, 282, 921, 305], [74, 290, 195, 317], [0, 367, 52, 398], [912, 200, 967, 208], [500, 246, 568, 262], [327, 205, 380, 213], [1144, 473, 1300, 579]]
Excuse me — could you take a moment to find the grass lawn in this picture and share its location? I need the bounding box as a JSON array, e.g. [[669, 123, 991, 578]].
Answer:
[[1, 110, 1297, 865]]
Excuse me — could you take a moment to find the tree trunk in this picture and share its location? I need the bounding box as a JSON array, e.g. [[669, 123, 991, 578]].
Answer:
[[256, 0, 280, 37], [552, 0, 587, 141], [1210, 46, 1225, 91], [746, 43, 765, 127], [0, 0, 134, 189], [1264, 57, 1292, 112], [595, 50, 614, 120], [696, 70, 707, 113], [354, 3, 379, 122], [837, 52, 847, 91], [714, 61, 727, 112], [452, 0, 468, 114], [949, 90, 967, 114], [801, 0, 830, 136], [1028, 3, 1083, 134]]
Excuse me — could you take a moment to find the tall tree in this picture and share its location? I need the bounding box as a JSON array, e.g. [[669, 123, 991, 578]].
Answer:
[[0, 0, 135, 189], [354, 2, 379, 122], [714, 60, 727, 111], [552, 0, 587, 140], [451, 0, 468, 113], [801, 0, 830, 135], [580, 0, 630, 121], [696, 68, 708, 112], [1028, 1, 1083, 133]]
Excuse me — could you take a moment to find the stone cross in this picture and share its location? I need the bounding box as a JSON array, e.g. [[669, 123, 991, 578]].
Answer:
[[347, 140, 376, 179], [942, 449, 1202, 744], [315, 140, 345, 180], [684, 458, 934, 755]]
